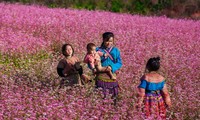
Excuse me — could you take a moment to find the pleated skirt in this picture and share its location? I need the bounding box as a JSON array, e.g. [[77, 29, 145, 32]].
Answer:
[[96, 74, 119, 97], [142, 92, 166, 119]]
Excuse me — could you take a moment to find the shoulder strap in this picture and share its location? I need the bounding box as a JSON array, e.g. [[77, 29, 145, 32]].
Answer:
[[104, 47, 114, 60], [97, 47, 114, 60]]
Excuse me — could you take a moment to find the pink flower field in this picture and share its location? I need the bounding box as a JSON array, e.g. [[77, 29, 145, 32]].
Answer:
[[0, 2, 200, 120]]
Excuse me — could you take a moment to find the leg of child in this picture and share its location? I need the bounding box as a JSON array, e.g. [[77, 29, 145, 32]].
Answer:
[[106, 68, 116, 80], [96, 65, 116, 80]]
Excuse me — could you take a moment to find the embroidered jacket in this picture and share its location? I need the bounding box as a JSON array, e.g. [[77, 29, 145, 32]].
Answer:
[[96, 46, 122, 73]]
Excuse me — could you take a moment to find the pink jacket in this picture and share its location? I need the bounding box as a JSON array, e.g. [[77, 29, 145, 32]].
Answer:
[[84, 51, 103, 69]]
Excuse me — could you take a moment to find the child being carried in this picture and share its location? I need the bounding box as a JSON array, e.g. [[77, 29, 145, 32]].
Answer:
[[84, 43, 116, 80]]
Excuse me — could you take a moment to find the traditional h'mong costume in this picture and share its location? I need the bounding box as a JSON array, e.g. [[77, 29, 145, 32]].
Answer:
[[95, 46, 122, 98], [138, 79, 167, 119]]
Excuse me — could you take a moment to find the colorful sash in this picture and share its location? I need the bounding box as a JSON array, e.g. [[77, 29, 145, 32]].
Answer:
[[97, 74, 117, 82], [98, 47, 114, 61]]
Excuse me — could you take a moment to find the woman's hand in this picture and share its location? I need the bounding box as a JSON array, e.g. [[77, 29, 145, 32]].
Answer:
[[74, 62, 81, 70], [104, 53, 109, 57], [165, 97, 172, 108], [92, 68, 97, 75]]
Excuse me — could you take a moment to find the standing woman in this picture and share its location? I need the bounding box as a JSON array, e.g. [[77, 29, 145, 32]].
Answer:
[[57, 43, 90, 87], [136, 57, 171, 119], [95, 32, 122, 102]]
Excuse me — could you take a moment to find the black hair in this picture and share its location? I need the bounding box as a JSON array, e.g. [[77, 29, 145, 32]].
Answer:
[[101, 32, 114, 47], [86, 43, 96, 51], [61, 43, 74, 57], [146, 56, 160, 72]]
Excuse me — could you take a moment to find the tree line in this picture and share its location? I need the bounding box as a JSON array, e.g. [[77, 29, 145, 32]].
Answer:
[[2, 0, 200, 19], [2, 0, 172, 15]]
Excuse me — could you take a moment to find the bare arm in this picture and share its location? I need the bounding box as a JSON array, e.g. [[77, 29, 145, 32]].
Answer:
[[161, 84, 172, 108], [136, 87, 145, 108]]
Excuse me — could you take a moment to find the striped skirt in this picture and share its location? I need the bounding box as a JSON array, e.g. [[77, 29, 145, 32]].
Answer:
[[142, 92, 166, 119], [95, 73, 119, 98]]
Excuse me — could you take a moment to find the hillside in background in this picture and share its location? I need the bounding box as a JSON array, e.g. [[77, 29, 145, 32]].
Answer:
[[1, 0, 200, 19], [161, 0, 200, 19]]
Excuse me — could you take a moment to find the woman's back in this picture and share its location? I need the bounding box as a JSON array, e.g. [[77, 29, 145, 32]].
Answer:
[[139, 73, 165, 91], [145, 73, 164, 83], [137, 57, 171, 119]]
